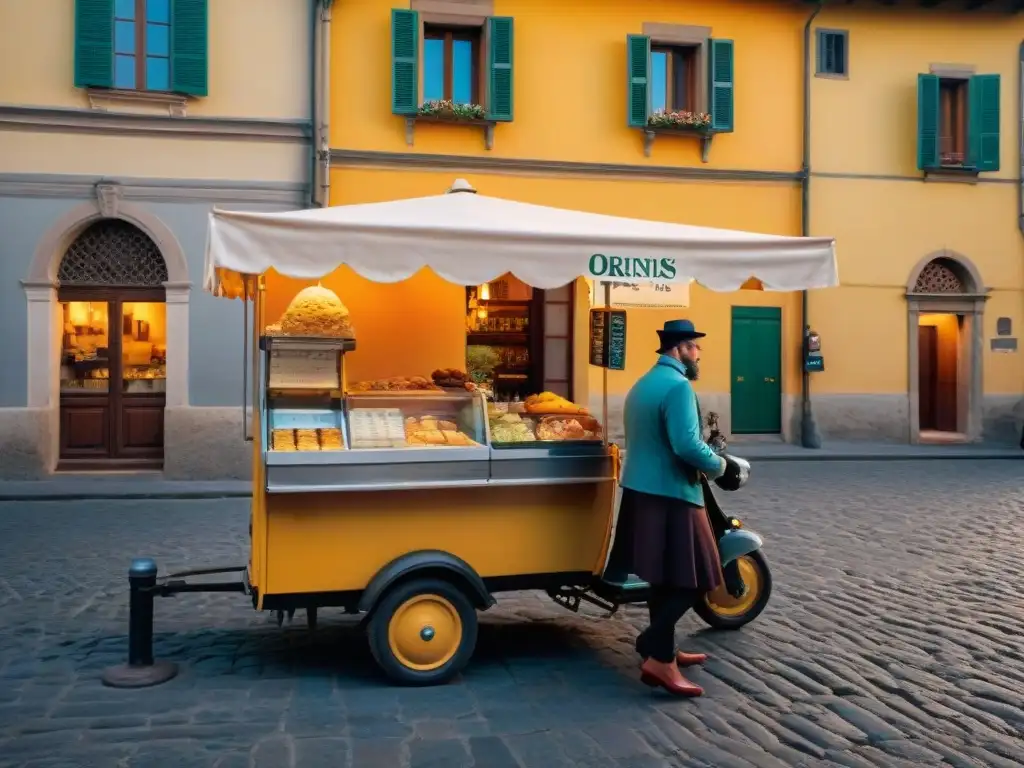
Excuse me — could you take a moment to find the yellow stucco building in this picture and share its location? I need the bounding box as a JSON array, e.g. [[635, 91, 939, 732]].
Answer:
[[322, 0, 1024, 446]]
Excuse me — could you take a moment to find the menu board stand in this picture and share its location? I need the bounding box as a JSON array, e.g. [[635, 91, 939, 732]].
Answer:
[[589, 309, 627, 371]]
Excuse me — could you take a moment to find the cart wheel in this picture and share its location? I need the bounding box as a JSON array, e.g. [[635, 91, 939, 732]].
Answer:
[[694, 551, 773, 630], [367, 578, 478, 686]]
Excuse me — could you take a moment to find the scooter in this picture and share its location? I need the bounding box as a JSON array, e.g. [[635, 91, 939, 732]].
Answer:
[[549, 412, 773, 630]]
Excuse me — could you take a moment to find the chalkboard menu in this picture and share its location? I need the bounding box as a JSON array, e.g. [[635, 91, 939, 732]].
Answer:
[[589, 309, 627, 371]]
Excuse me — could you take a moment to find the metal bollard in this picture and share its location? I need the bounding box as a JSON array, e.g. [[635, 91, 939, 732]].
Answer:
[[101, 558, 179, 689], [127, 558, 157, 666]]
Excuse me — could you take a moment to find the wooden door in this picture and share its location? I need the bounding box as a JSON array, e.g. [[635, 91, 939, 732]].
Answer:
[[59, 289, 165, 469], [918, 325, 938, 431], [730, 306, 782, 434], [541, 284, 575, 399]]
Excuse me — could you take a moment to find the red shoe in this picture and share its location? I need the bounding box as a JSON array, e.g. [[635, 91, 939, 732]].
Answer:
[[639, 660, 704, 697], [676, 651, 708, 667]]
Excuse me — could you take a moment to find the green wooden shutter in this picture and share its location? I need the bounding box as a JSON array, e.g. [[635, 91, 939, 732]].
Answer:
[[391, 9, 419, 116], [708, 39, 734, 132], [917, 73, 940, 170], [486, 17, 514, 121], [626, 34, 650, 128], [74, 0, 114, 89], [171, 0, 208, 96], [968, 74, 1000, 172]]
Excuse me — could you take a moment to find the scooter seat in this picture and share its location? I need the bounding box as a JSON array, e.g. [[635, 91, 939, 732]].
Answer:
[[600, 573, 650, 590]]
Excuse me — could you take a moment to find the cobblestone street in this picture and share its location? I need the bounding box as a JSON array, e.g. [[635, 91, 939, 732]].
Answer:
[[0, 460, 1021, 767]]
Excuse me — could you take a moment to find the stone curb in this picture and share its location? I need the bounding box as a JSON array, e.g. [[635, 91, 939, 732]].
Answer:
[[0, 449, 1019, 501], [0, 487, 251, 502], [732, 451, 1023, 462]]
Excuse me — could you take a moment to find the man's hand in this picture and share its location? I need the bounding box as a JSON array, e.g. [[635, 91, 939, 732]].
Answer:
[[706, 455, 728, 480]]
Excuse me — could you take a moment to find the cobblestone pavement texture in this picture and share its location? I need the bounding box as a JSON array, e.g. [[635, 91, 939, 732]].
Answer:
[[0, 461, 1021, 767]]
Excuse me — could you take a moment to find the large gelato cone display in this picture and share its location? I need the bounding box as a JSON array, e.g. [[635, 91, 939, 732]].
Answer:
[[269, 284, 356, 339]]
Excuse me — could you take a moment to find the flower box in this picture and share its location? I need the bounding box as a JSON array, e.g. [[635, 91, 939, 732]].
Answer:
[[404, 100, 495, 150], [643, 111, 717, 162], [417, 100, 486, 121]]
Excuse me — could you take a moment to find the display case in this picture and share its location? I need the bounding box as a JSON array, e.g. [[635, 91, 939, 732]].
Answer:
[[485, 404, 612, 483], [258, 335, 611, 493]]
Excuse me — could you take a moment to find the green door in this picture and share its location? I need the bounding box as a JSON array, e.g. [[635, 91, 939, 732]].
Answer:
[[730, 307, 782, 434]]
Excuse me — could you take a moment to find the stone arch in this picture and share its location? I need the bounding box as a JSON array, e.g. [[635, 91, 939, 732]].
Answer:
[[904, 249, 988, 445], [905, 249, 984, 295], [21, 185, 191, 474], [26, 190, 188, 285]]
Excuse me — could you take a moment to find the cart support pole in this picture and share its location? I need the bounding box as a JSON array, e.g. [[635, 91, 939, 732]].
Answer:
[[101, 559, 179, 689]]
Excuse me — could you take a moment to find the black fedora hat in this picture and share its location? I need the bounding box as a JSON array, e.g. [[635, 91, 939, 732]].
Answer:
[[656, 319, 706, 353]]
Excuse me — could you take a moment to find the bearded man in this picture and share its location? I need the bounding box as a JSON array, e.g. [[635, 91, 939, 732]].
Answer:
[[612, 319, 736, 697]]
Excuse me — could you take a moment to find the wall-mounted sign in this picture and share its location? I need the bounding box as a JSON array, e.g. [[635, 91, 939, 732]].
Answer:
[[804, 354, 825, 373], [589, 309, 627, 371], [990, 338, 1017, 354], [996, 317, 1012, 336], [590, 279, 692, 309]]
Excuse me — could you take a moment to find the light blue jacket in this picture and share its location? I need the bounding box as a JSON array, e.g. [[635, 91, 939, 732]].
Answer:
[[620, 355, 726, 506]]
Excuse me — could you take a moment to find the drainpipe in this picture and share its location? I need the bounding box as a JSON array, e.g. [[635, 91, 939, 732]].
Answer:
[[310, 0, 321, 207], [1018, 41, 1023, 236], [319, 0, 333, 208], [800, 1, 824, 449], [311, 1, 333, 208]]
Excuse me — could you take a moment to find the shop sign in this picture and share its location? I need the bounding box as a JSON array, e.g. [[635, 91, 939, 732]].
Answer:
[[588, 253, 679, 283], [590, 308, 627, 371], [804, 354, 824, 373], [590, 278, 691, 308]]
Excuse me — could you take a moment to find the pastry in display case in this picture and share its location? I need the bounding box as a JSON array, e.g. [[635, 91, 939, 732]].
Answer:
[[265, 284, 356, 339], [523, 391, 589, 415], [268, 408, 347, 452], [488, 396, 602, 446], [348, 375, 441, 393], [346, 392, 486, 449]]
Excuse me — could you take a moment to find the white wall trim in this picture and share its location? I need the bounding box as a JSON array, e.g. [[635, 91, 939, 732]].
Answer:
[[163, 281, 192, 407], [0, 104, 310, 143], [24, 190, 193, 421], [0, 173, 308, 205]]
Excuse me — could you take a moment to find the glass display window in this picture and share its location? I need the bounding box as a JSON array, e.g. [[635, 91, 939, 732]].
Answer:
[[60, 301, 111, 392], [346, 392, 486, 449], [119, 302, 166, 393]]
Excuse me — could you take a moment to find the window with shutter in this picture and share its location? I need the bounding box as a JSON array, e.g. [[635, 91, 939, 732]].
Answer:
[[708, 38, 734, 132], [626, 34, 650, 129], [74, 0, 207, 96], [815, 29, 848, 78], [630, 25, 733, 161], [486, 16, 513, 122], [396, 4, 514, 149], [968, 74, 1000, 173], [917, 69, 998, 175]]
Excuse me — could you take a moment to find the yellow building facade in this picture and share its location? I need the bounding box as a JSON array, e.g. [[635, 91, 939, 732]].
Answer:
[[808, 2, 1024, 444], [325, 0, 1024, 445]]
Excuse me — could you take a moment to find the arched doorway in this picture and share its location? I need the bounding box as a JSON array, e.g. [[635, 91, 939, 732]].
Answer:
[[57, 220, 170, 469], [906, 251, 987, 444]]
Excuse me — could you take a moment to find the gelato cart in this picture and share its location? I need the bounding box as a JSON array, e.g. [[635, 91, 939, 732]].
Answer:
[[102, 180, 837, 688]]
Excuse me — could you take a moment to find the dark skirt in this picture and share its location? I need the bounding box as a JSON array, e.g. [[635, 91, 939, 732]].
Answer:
[[616, 488, 724, 592]]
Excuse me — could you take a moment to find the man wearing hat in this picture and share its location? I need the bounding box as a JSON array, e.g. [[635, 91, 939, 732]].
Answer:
[[613, 319, 732, 697]]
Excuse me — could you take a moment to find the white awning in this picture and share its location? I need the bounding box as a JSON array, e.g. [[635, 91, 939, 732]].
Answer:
[[204, 179, 838, 298]]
